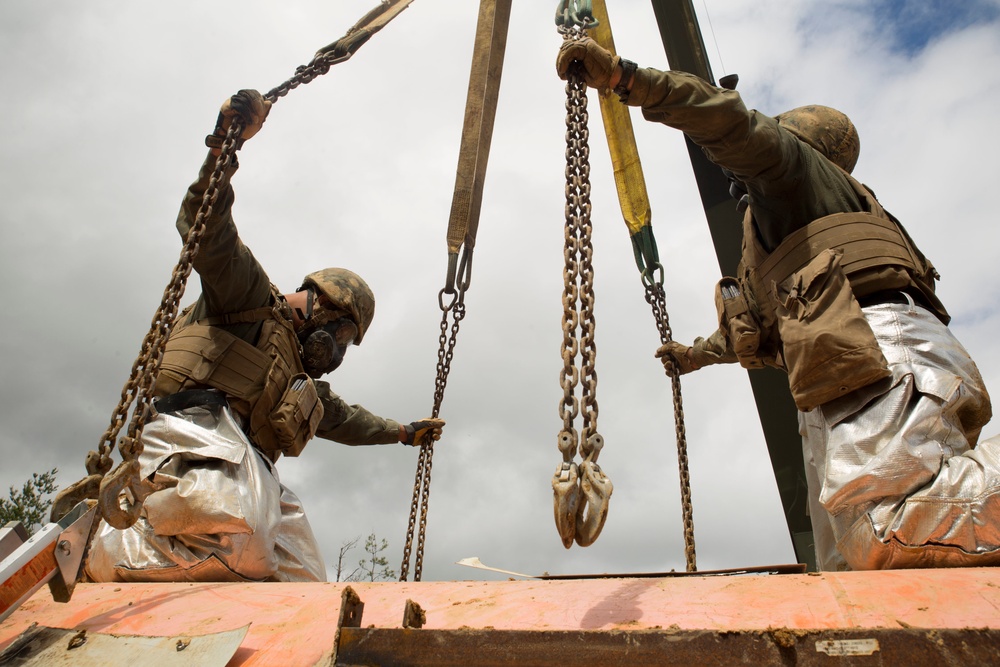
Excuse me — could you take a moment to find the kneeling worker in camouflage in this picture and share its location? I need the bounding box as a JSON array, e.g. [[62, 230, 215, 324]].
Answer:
[[557, 39, 1000, 571], [87, 91, 444, 583]]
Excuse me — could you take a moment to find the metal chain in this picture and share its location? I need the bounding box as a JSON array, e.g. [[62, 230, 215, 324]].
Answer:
[[645, 281, 697, 572], [400, 290, 467, 582], [89, 128, 242, 529], [264, 52, 348, 104], [559, 26, 597, 453], [551, 23, 612, 549]]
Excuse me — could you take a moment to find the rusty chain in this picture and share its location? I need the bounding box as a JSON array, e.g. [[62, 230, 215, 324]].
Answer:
[[85, 128, 243, 530], [645, 280, 697, 572], [552, 22, 613, 550], [399, 280, 468, 582], [52, 44, 365, 529]]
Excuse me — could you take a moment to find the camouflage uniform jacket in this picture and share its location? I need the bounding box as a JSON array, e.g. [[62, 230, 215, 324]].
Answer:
[[630, 68, 867, 253]]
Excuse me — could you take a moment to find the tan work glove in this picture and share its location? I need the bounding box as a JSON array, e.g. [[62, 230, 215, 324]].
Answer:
[[656, 332, 737, 375], [656, 341, 699, 375], [556, 37, 619, 89], [206, 89, 272, 150], [402, 418, 446, 446]]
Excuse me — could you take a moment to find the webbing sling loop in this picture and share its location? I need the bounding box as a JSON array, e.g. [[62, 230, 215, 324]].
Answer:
[[555, 0, 597, 30], [313, 1, 416, 64], [632, 226, 665, 288]]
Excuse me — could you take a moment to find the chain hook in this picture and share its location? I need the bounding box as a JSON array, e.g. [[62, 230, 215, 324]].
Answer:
[[97, 460, 142, 530], [574, 457, 612, 546], [552, 460, 581, 548]]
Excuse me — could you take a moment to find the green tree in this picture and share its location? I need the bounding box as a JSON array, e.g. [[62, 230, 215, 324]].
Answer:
[[356, 532, 396, 582], [0, 468, 59, 532]]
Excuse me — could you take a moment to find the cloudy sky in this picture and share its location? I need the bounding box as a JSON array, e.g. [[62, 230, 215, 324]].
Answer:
[[2, 0, 999, 582]]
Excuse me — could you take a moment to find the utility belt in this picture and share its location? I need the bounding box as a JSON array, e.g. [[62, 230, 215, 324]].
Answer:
[[153, 388, 228, 416], [856, 288, 928, 310]]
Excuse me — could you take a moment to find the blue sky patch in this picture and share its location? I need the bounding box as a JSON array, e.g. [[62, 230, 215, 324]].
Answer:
[[872, 0, 1000, 55]]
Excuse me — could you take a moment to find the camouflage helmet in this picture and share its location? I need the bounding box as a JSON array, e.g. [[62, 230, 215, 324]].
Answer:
[[776, 105, 860, 173], [301, 268, 375, 344]]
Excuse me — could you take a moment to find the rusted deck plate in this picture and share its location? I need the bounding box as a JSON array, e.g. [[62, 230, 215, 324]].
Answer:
[[1, 568, 998, 665]]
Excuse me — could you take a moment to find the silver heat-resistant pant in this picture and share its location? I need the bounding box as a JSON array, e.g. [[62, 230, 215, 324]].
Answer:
[[86, 402, 326, 583], [800, 299, 1000, 570]]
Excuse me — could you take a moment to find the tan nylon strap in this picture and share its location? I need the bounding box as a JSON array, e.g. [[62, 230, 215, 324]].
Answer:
[[313, 0, 417, 62], [196, 306, 277, 328], [758, 212, 920, 291], [445, 0, 511, 256]]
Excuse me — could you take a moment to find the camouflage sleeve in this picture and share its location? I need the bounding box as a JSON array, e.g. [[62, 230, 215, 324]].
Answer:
[[690, 328, 738, 368], [627, 68, 799, 183], [627, 68, 863, 250], [175, 152, 273, 321], [313, 381, 402, 446]]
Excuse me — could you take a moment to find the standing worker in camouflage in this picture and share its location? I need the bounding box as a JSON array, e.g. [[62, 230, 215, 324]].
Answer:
[[557, 40, 1000, 571], [87, 91, 444, 583]]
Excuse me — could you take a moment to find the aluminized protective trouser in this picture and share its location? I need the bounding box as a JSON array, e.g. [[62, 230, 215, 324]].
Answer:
[[800, 298, 1000, 571], [86, 402, 326, 583]]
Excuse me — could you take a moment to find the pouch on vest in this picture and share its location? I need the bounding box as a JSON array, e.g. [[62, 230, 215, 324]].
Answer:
[[714, 277, 764, 370], [269, 373, 324, 457], [773, 248, 890, 411]]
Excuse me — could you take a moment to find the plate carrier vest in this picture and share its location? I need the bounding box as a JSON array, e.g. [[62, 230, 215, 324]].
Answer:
[[735, 169, 948, 369], [154, 288, 324, 459]]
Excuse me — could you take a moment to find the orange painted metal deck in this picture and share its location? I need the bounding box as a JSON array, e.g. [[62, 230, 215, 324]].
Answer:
[[2, 568, 999, 665]]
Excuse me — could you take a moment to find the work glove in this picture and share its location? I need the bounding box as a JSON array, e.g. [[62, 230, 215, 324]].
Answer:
[[656, 332, 737, 375], [207, 89, 272, 150], [556, 37, 619, 89], [657, 341, 700, 375], [402, 418, 446, 446]]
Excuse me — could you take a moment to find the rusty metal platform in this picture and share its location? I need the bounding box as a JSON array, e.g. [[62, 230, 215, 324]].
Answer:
[[2, 568, 999, 665]]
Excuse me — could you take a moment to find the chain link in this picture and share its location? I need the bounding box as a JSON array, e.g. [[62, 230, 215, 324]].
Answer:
[[560, 27, 597, 448], [645, 281, 697, 572], [400, 292, 466, 582]]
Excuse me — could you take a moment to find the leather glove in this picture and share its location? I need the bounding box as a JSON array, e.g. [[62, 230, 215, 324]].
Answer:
[[656, 341, 700, 375], [207, 89, 272, 149], [556, 37, 619, 89], [656, 332, 737, 375], [402, 418, 446, 446]]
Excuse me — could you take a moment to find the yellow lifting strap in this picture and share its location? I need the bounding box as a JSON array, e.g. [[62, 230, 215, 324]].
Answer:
[[588, 0, 698, 571], [589, 0, 661, 283]]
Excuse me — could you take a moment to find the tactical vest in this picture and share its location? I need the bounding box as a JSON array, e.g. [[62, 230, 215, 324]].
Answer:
[[718, 170, 949, 409], [154, 290, 324, 460]]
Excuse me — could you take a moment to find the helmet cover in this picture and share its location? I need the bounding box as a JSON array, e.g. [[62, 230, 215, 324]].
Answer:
[[776, 105, 860, 173], [300, 268, 375, 344]]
